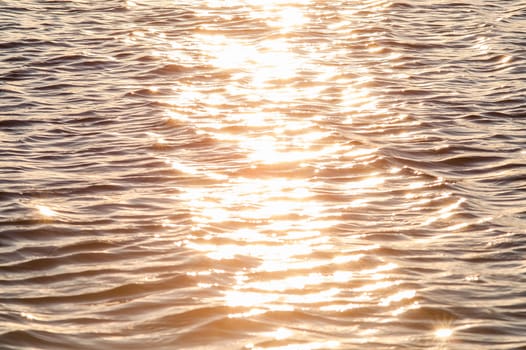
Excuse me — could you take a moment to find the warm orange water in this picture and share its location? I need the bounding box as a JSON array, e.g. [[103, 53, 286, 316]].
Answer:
[[1, 1, 525, 349]]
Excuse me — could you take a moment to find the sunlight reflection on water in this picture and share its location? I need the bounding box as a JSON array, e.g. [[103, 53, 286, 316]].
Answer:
[[5, 0, 525, 348], [153, 1, 434, 347]]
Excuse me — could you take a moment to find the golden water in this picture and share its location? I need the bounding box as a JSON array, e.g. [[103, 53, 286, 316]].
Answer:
[[1, 1, 525, 349]]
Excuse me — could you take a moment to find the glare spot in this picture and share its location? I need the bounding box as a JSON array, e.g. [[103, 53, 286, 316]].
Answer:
[[37, 205, 56, 217], [435, 328, 453, 338], [346, 176, 385, 192], [465, 274, 480, 282], [146, 132, 166, 145], [171, 160, 199, 175], [267, 7, 308, 32], [391, 301, 421, 316], [380, 290, 416, 306], [421, 197, 466, 226], [332, 253, 363, 265], [270, 327, 293, 340], [21, 312, 37, 320], [356, 280, 398, 292]]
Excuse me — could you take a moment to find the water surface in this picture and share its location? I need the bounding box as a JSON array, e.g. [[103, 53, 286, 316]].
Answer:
[[1, 0, 526, 349]]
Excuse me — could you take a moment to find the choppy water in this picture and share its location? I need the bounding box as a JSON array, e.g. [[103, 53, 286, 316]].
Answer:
[[1, 0, 526, 349]]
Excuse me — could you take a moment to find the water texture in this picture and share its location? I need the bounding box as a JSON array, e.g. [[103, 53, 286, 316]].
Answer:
[[1, 0, 525, 349]]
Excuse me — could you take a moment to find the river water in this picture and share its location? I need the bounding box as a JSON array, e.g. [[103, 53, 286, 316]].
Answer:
[[1, 0, 525, 349]]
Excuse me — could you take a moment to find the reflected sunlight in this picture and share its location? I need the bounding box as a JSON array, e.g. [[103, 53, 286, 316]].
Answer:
[[435, 327, 453, 339], [36, 205, 57, 218], [153, 1, 418, 348], [2, 0, 510, 348], [269, 327, 294, 340], [264, 7, 309, 33], [421, 197, 466, 226]]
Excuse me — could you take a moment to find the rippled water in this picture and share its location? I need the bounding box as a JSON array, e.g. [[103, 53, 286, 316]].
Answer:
[[1, 0, 526, 349]]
